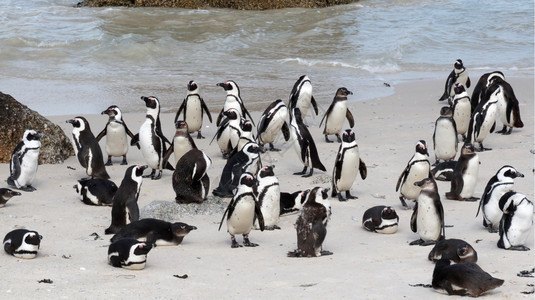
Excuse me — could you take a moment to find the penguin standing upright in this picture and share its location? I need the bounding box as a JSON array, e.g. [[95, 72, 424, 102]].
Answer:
[[288, 75, 318, 122], [67, 117, 110, 179], [465, 85, 500, 151], [174, 80, 212, 139], [108, 238, 154, 270], [257, 99, 290, 151], [105, 165, 147, 235], [290, 107, 326, 177], [446, 143, 479, 201], [3, 229, 42, 259], [235, 119, 255, 153], [173, 149, 212, 204], [96, 105, 136, 166], [410, 177, 445, 246], [331, 129, 367, 201], [320, 87, 355, 143], [7, 129, 44, 191], [497, 191, 533, 251], [131, 96, 174, 180], [451, 83, 471, 140], [477, 165, 524, 232], [470, 71, 505, 113], [0, 188, 21, 207], [163, 120, 197, 167], [433, 106, 458, 165], [438, 59, 471, 101], [253, 165, 281, 230], [219, 172, 264, 248], [396, 140, 432, 208], [491, 76, 524, 134], [215, 80, 254, 126], [212, 108, 242, 158]]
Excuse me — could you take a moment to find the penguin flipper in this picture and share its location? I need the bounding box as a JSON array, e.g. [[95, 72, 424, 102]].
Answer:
[[396, 166, 409, 192], [281, 122, 291, 141], [162, 144, 174, 169], [346, 109, 355, 128], [410, 203, 418, 233], [123, 122, 136, 140], [490, 121, 496, 134], [359, 159, 367, 180], [130, 134, 140, 147], [200, 99, 213, 123], [127, 201, 140, 223], [319, 103, 333, 127], [242, 106, 255, 126], [255, 202, 265, 231], [311, 95, 319, 115], [216, 108, 224, 127], [466, 76, 471, 88], [10, 153, 21, 180], [438, 198, 446, 239], [96, 127, 107, 142], [175, 100, 186, 123], [218, 200, 234, 231]]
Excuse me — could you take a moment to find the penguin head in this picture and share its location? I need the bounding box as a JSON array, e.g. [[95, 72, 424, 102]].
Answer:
[[217, 80, 239, 93], [128, 165, 148, 179], [66, 117, 90, 132], [240, 119, 253, 132], [457, 244, 478, 263], [415, 140, 429, 156], [175, 120, 189, 131], [454, 59, 464, 69], [461, 143, 475, 156], [24, 231, 42, 247], [141, 96, 159, 110], [133, 242, 154, 255], [498, 165, 524, 180], [0, 188, 21, 201], [243, 142, 261, 155], [187, 80, 198, 92], [102, 105, 121, 120], [414, 177, 436, 190], [342, 129, 355, 143], [439, 106, 453, 117], [23, 129, 44, 142], [239, 172, 256, 187], [453, 83, 465, 95], [486, 71, 505, 87], [223, 109, 239, 120], [171, 222, 198, 237], [257, 165, 275, 178], [381, 206, 399, 220], [335, 87, 353, 100]]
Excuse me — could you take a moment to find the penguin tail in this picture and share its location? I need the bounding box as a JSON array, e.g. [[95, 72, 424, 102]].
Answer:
[[438, 92, 448, 101]]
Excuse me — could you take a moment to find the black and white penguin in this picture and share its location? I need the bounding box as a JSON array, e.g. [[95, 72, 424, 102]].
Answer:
[[212, 108, 242, 158], [446, 143, 479, 201], [319, 87, 355, 143], [66, 116, 110, 180], [432, 259, 504, 297], [279, 189, 310, 216], [215, 80, 254, 126], [451, 83, 471, 140], [219, 172, 264, 248], [108, 238, 154, 270], [477, 165, 524, 232], [288, 75, 318, 122], [290, 107, 326, 177], [3, 229, 42, 259], [172, 149, 211, 204], [235, 119, 255, 153], [257, 99, 290, 151], [253, 165, 280, 230], [465, 85, 500, 151], [131, 96, 174, 180], [331, 129, 367, 201], [491, 76, 524, 134], [470, 71, 505, 113], [428, 238, 478, 263], [174, 80, 213, 139], [73, 178, 117, 206], [288, 187, 332, 257], [395, 140, 432, 208], [7, 129, 43, 192], [362, 205, 399, 234], [497, 191, 533, 251], [438, 59, 471, 101], [96, 105, 136, 166], [105, 165, 147, 235], [433, 106, 458, 165], [110, 218, 197, 246], [163, 120, 197, 167], [431, 160, 456, 181], [212, 142, 262, 198], [0, 188, 21, 207], [410, 177, 445, 246]]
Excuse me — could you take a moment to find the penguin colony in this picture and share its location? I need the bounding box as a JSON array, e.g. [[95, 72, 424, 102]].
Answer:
[[1, 69, 531, 297]]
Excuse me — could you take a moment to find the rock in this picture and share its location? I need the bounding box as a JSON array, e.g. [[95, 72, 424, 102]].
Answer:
[[141, 197, 227, 220], [78, 0, 358, 9], [0, 92, 74, 164]]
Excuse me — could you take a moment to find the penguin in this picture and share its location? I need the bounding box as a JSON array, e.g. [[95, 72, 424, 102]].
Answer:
[[257, 99, 290, 151], [288, 75, 318, 122], [7, 129, 44, 191], [477, 165, 524, 233], [172, 149, 211, 204], [319, 87, 355, 143], [215, 80, 254, 126], [0, 188, 21, 207], [253, 165, 280, 230], [73, 178, 117, 206], [497, 191, 533, 251], [446, 143, 479, 201], [438, 59, 471, 101], [131, 96, 174, 180], [287, 187, 332, 257], [451, 83, 471, 140], [433, 106, 458, 165], [431, 160, 456, 181], [279, 189, 310, 216], [66, 116, 110, 180], [212, 108, 242, 158], [432, 259, 504, 297], [163, 120, 197, 167], [491, 76, 524, 134], [331, 129, 367, 201], [174, 80, 212, 139], [470, 71, 505, 113], [235, 119, 255, 153], [3, 229, 42, 259], [290, 107, 326, 177], [212, 142, 262, 198], [108, 238, 154, 270], [465, 85, 500, 151], [110, 218, 197, 246], [362, 205, 399, 234], [96, 105, 136, 166], [428, 238, 478, 263], [218, 172, 264, 248], [105, 165, 147, 235], [410, 177, 445, 246], [395, 140, 432, 208]]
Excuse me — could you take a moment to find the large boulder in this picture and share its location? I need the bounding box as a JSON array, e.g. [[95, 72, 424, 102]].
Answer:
[[78, 0, 358, 9], [0, 92, 74, 164]]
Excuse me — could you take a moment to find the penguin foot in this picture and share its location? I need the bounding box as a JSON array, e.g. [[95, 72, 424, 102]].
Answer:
[[231, 240, 242, 248], [487, 228, 499, 234], [293, 167, 307, 176], [325, 135, 333, 143], [152, 171, 163, 180], [399, 197, 409, 209], [302, 169, 314, 178], [20, 185, 36, 192], [320, 250, 333, 256], [197, 131, 205, 139], [420, 240, 437, 246], [337, 194, 347, 202], [105, 159, 113, 166], [243, 236, 258, 247], [212, 189, 234, 198], [345, 191, 357, 199], [121, 157, 128, 165], [264, 225, 281, 230], [508, 245, 530, 251], [336, 134, 342, 143], [409, 239, 424, 246], [463, 197, 479, 202], [143, 169, 155, 178]]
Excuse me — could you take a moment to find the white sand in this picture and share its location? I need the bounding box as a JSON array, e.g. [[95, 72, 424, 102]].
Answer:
[[1, 77, 533, 299]]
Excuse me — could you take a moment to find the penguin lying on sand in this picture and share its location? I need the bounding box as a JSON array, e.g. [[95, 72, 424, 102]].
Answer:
[[108, 238, 154, 270], [0, 188, 21, 207], [428, 238, 478, 263], [74, 178, 117, 206], [3, 229, 42, 259], [110, 218, 197, 246], [362, 205, 399, 234]]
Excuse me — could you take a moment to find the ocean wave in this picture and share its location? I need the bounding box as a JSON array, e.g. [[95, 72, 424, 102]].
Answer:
[[279, 58, 401, 74]]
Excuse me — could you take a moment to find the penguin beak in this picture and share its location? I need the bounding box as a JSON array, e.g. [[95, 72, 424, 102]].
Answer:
[[66, 119, 74, 124], [10, 191, 22, 197], [187, 225, 197, 231]]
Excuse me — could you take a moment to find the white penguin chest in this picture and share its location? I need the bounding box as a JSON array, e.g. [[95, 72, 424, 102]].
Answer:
[[505, 202, 534, 244], [296, 85, 313, 116], [335, 147, 360, 190], [228, 195, 256, 235], [417, 196, 442, 241], [185, 97, 203, 131], [173, 136, 193, 164], [325, 102, 347, 134], [257, 180, 280, 226], [475, 104, 497, 141], [434, 119, 457, 160], [223, 98, 243, 116], [453, 99, 471, 134], [460, 156, 479, 198], [260, 112, 286, 143], [139, 120, 161, 168], [401, 161, 430, 200], [106, 122, 128, 156], [484, 183, 513, 226], [496, 96, 509, 124]]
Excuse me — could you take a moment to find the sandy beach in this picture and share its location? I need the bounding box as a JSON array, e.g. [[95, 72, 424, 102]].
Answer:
[[1, 77, 533, 299]]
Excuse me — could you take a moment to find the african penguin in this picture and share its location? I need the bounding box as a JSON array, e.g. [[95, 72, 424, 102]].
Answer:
[[7, 129, 43, 191], [257, 99, 290, 151], [331, 129, 367, 201], [362, 205, 399, 234], [215, 80, 254, 126], [491, 76, 524, 134], [163, 120, 197, 167], [431, 160, 456, 181], [212, 108, 242, 158], [438, 59, 471, 101], [433, 106, 458, 165], [451, 83, 471, 140], [395, 140, 432, 208], [470, 71, 505, 113], [290, 107, 326, 177], [0, 188, 21, 207], [66, 117, 110, 179], [96, 105, 136, 166], [319, 87, 355, 143], [3, 229, 42, 259], [172, 149, 212, 204], [428, 238, 478, 263], [235, 119, 255, 153], [74, 178, 117, 206], [410, 177, 445, 246], [279, 189, 310, 216], [288, 75, 318, 123], [445, 143, 479, 201], [174, 80, 213, 139], [497, 191, 533, 251], [253, 165, 281, 230], [110, 218, 197, 246], [108, 238, 154, 270], [465, 85, 499, 151]]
